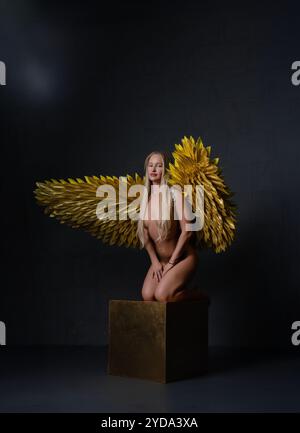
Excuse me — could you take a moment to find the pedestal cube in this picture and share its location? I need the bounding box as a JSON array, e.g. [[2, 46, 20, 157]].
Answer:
[[108, 299, 209, 383]]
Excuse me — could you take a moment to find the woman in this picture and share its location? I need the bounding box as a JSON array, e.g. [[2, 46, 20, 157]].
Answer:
[[137, 151, 206, 302]]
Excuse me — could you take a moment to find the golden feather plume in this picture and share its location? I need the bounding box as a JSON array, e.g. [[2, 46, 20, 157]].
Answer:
[[166, 135, 237, 253], [34, 173, 144, 248]]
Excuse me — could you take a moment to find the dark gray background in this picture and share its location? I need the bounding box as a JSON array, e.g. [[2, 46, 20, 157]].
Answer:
[[1, 0, 299, 346]]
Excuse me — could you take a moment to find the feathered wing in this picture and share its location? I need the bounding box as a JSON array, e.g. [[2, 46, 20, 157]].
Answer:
[[166, 136, 237, 253], [33, 173, 144, 248], [34, 136, 237, 252]]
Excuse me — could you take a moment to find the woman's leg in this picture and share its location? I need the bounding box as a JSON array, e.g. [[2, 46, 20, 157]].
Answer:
[[141, 264, 159, 301], [153, 253, 203, 302]]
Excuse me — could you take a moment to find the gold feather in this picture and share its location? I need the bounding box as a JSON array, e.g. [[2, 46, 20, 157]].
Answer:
[[166, 135, 237, 253], [34, 173, 144, 249]]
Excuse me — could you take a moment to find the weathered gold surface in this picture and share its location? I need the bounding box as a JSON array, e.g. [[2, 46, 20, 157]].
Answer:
[[108, 299, 209, 383]]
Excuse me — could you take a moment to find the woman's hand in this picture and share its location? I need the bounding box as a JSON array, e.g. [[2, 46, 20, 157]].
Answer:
[[152, 261, 164, 283], [162, 263, 174, 277]]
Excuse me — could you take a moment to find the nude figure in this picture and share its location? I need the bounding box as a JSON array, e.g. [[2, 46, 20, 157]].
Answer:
[[137, 151, 207, 303]]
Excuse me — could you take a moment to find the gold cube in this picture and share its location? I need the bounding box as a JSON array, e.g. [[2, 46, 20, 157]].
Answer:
[[107, 299, 209, 383]]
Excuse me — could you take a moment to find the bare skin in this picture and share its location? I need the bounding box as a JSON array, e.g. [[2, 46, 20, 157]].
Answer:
[[141, 153, 207, 303]]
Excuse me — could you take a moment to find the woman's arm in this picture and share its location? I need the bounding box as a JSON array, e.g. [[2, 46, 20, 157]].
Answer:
[[168, 231, 193, 265]]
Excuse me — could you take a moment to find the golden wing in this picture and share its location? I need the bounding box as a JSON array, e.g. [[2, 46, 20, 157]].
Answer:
[[33, 173, 144, 248], [167, 135, 237, 253]]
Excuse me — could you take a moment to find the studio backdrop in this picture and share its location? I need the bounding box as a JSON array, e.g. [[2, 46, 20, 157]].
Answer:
[[0, 0, 299, 347]]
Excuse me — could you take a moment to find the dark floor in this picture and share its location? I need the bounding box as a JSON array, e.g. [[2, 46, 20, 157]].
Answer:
[[0, 346, 299, 413]]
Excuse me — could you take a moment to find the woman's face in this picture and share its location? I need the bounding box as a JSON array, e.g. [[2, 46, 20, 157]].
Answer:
[[147, 154, 164, 184]]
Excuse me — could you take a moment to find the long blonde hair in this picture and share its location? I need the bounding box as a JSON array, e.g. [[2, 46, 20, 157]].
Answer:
[[136, 151, 174, 248]]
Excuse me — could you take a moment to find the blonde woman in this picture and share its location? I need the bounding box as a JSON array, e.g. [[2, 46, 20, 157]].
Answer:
[[34, 136, 235, 303], [137, 151, 206, 302]]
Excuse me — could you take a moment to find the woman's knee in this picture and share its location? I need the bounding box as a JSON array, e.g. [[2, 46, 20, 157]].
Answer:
[[154, 276, 190, 302], [142, 292, 155, 301], [141, 286, 156, 301], [154, 284, 174, 302]]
